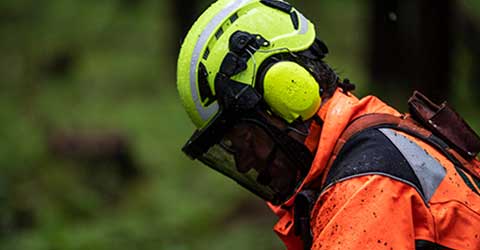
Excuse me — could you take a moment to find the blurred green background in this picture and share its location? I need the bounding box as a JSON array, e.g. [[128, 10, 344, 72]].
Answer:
[[0, 0, 479, 249]]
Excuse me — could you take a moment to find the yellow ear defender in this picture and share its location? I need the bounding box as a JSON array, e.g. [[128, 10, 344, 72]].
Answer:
[[260, 60, 321, 123]]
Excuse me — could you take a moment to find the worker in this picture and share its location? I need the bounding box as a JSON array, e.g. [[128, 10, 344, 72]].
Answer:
[[176, 0, 480, 249]]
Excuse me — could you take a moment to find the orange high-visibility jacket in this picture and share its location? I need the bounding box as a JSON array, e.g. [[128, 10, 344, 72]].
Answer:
[[269, 89, 480, 250]]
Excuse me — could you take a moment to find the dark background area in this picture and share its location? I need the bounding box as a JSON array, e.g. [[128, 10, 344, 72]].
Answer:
[[0, 0, 479, 249]]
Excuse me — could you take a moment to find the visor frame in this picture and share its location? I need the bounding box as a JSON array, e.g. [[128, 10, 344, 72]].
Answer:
[[182, 85, 314, 204]]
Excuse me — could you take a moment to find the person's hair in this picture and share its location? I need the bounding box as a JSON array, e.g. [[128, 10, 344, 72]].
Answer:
[[296, 53, 339, 99], [255, 50, 339, 99]]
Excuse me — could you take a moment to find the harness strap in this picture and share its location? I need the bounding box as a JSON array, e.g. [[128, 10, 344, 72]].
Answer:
[[294, 190, 318, 250], [296, 113, 480, 250], [321, 113, 480, 187]]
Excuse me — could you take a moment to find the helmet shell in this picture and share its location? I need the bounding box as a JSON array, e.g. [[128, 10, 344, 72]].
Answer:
[[177, 0, 316, 128]]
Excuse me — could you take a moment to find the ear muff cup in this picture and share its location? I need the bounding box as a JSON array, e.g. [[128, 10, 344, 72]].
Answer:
[[259, 61, 321, 123]]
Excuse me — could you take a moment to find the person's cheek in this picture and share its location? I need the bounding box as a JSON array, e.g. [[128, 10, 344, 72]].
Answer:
[[268, 154, 297, 192], [234, 148, 255, 173], [256, 167, 272, 185]]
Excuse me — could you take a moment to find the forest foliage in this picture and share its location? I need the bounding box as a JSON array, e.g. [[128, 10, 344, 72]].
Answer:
[[0, 1, 478, 249]]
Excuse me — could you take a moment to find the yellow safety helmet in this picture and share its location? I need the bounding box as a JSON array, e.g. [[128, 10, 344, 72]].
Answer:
[[177, 0, 329, 205], [177, 0, 326, 128]]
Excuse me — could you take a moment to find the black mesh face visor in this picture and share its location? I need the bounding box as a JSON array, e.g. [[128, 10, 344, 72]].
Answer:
[[182, 77, 313, 204]]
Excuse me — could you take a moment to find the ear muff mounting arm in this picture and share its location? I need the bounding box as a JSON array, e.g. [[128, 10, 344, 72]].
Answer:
[[219, 31, 270, 77]]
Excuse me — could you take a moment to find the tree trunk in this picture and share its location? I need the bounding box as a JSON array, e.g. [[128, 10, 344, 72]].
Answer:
[[463, 11, 480, 104], [369, 0, 455, 105], [173, 0, 198, 51], [415, 0, 455, 103]]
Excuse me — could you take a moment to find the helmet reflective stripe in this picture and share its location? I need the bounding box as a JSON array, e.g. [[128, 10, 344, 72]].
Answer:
[[298, 12, 309, 35], [190, 0, 252, 122]]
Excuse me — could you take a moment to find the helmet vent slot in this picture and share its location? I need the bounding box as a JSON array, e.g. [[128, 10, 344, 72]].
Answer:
[[290, 11, 299, 30], [198, 62, 215, 105], [260, 0, 292, 14], [229, 12, 239, 23], [203, 47, 210, 60], [215, 27, 224, 40]]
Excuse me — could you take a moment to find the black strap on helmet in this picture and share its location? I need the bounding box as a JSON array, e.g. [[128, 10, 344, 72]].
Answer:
[[219, 31, 270, 77]]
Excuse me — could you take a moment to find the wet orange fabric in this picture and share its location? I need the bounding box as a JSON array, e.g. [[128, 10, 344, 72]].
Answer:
[[310, 132, 480, 249], [269, 89, 480, 249]]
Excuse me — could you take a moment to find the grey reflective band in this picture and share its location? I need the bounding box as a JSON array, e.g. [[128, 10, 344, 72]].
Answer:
[[379, 128, 446, 202], [190, 0, 252, 122], [298, 11, 308, 35]]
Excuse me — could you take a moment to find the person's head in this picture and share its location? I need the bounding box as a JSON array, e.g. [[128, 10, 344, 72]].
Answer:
[[177, 0, 338, 204]]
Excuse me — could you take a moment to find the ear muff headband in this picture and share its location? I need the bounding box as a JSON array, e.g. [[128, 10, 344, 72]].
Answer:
[[261, 61, 321, 123]]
